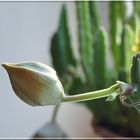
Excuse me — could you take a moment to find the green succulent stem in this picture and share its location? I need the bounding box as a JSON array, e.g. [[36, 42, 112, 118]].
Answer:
[[62, 82, 122, 103]]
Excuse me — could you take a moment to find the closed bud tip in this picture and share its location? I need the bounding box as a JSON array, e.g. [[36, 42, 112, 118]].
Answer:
[[2, 61, 65, 106]]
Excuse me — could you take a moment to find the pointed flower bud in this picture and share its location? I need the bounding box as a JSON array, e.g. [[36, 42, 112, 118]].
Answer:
[[2, 62, 65, 106]]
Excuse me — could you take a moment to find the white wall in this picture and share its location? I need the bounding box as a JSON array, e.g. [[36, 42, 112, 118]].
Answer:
[[0, 2, 97, 138]]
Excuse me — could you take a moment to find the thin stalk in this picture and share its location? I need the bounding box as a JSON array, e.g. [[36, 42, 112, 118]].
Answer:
[[62, 82, 120, 103], [51, 104, 60, 123]]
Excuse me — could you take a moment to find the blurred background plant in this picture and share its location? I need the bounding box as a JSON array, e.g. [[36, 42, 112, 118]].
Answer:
[[48, 1, 140, 137]]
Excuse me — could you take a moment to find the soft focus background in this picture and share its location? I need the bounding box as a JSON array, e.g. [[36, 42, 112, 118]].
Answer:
[[0, 1, 109, 138]]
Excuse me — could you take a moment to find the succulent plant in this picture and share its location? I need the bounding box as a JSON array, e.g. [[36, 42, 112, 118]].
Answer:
[[50, 1, 140, 136]]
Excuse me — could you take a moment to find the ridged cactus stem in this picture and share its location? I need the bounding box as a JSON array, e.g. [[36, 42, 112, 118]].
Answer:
[[76, 1, 94, 87]]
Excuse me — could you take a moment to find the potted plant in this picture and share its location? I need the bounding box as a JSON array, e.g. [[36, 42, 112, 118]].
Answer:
[[50, 1, 140, 137], [2, 1, 140, 138]]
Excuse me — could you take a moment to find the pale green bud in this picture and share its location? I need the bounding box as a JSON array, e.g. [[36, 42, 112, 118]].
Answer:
[[2, 62, 65, 106]]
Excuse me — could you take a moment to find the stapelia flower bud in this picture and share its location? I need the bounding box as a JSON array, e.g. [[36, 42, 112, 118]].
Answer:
[[2, 62, 65, 106]]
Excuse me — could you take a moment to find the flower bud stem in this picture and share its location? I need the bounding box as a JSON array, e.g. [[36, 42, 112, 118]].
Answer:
[[62, 82, 120, 103], [51, 104, 60, 123]]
